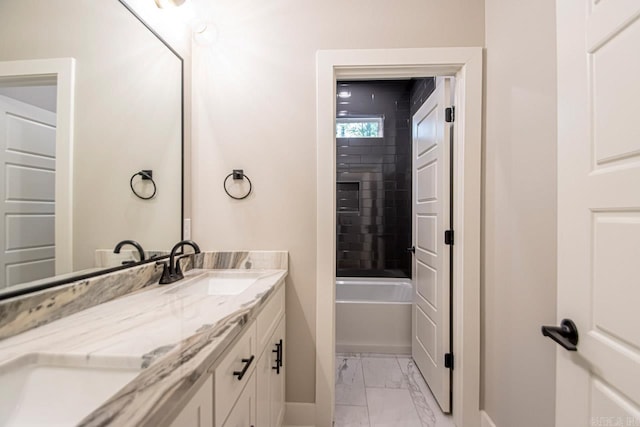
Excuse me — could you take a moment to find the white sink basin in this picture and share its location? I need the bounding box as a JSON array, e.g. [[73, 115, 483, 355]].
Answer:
[[166, 270, 277, 296], [0, 353, 141, 427]]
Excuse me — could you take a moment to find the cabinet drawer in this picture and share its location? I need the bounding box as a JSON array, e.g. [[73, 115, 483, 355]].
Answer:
[[222, 370, 256, 427], [169, 375, 213, 427], [257, 286, 285, 353], [214, 322, 257, 427]]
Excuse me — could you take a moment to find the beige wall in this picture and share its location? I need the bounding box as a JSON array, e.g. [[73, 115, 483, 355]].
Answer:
[[483, 0, 557, 426], [191, 0, 484, 403]]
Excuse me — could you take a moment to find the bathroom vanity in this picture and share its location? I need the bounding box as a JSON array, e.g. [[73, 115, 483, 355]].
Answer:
[[170, 284, 285, 427], [0, 252, 288, 427]]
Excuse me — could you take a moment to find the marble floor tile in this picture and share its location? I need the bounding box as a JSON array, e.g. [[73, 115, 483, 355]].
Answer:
[[362, 357, 407, 389], [396, 355, 412, 375], [336, 356, 367, 406], [403, 357, 455, 427], [366, 387, 422, 426], [404, 359, 437, 427], [335, 353, 455, 427], [334, 405, 370, 427]]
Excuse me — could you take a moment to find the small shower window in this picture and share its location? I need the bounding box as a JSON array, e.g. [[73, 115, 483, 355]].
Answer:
[[336, 117, 383, 138]]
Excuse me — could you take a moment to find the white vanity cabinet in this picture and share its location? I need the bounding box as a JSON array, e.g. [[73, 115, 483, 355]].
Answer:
[[221, 371, 257, 427], [214, 322, 258, 427], [257, 316, 285, 427], [168, 285, 285, 427], [169, 376, 214, 427]]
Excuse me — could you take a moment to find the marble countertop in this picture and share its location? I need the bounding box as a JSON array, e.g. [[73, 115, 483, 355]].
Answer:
[[0, 267, 288, 426]]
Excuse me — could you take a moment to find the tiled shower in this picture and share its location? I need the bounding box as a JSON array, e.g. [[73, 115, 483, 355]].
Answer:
[[336, 78, 434, 279]]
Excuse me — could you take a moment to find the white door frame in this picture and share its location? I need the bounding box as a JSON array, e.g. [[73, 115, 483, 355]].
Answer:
[[316, 47, 482, 427], [0, 58, 76, 274]]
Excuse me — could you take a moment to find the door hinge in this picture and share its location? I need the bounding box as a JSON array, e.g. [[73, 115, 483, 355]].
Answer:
[[444, 230, 454, 245], [445, 106, 455, 123], [444, 353, 454, 369]]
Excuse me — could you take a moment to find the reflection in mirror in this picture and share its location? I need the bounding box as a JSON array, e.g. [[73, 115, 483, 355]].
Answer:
[[0, 0, 183, 298]]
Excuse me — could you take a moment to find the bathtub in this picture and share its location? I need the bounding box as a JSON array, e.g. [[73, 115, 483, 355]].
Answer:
[[335, 277, 413, 354]]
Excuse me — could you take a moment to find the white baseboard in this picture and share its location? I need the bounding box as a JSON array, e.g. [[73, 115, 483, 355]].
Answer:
[[284, 402, 316, 426], [336, 344, 411, 354], [480, 410, 497, 427]]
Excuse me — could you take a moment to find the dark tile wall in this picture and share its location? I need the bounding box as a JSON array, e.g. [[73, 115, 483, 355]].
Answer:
[[410, 78, 436, 118], [336, 80, 414, 278]]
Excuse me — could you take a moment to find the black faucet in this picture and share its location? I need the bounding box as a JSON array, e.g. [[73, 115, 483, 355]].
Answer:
[[114, 240, 146, 264], [159, 240, 201, 285]]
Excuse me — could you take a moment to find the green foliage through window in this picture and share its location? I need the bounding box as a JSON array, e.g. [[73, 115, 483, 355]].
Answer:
[[336, 117, 383, 138]]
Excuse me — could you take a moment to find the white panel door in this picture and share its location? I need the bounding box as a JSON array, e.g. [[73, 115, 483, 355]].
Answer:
[[0, 95, 56, 289], [411, 77, 452, 413], [556, 1, 640, 425]]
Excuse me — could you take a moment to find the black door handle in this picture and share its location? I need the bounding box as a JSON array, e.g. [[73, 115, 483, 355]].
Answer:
[[541, 319, 579, 351], [232, 355, 255, 380], [407, 246, 415, 253]]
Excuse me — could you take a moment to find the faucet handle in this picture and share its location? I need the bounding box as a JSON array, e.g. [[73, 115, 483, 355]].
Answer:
[[158, 262, 174, 284]]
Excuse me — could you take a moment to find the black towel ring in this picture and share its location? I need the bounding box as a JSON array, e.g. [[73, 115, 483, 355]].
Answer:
[[130, 170, 157, 200], [223, 169, 252, 200]]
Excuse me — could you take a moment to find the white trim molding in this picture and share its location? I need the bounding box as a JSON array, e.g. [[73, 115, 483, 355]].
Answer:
[[315, 47, 483, 427], [0, 58, 76, 274]]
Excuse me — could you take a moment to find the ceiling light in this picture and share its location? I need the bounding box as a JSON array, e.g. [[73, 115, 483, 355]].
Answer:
[[338, 110, 348, 116], [155, 0, 186, 8], [337, 91, 351, 99]]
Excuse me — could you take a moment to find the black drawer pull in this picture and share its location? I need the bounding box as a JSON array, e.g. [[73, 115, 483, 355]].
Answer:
[[272, 339, 283, 374], [232, 355, 255, 380]]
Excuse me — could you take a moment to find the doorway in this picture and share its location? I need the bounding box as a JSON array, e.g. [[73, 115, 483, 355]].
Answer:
[[316, 47, 483, 427], [333, 76, 456, 425]]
